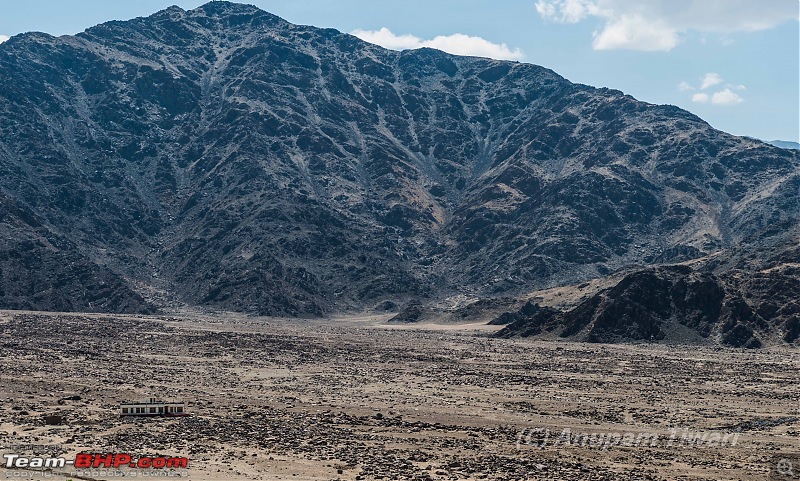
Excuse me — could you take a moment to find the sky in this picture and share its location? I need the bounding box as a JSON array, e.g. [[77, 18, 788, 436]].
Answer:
[[0, 0, 798, 142]]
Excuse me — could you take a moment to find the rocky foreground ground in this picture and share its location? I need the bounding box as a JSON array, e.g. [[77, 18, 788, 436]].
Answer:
[[0, 311, 798, 480]]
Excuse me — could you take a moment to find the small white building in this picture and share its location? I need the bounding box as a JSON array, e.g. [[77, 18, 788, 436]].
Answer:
[[120, 398, 187, 417]]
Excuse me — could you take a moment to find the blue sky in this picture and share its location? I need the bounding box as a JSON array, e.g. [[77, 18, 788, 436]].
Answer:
[[0, 0, 797, 142]]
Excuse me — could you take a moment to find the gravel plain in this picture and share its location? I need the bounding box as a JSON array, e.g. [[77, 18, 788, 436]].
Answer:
[[0, 310, 798, 480]]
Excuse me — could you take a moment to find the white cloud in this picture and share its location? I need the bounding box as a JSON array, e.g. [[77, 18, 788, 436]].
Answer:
[[423, 34, 525, 61], [351, 27, 525, 61], [683, 76, 745, 106], [0, 35, 9, 44], [592, 14, 678, 51], [535, 0, 600, 23], [687, 87, 744, 105], [711, 88, 744, 105], [351, 28, 421, 51], [700, 73, 723, 90], [535, 0, 799, 51]]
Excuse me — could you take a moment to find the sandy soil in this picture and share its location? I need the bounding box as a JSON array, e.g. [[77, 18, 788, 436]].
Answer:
[[0, 310, 797, 480]]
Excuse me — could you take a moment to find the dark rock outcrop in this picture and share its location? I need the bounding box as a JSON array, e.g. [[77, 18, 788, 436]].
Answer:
[[496, 236, 800, 347]]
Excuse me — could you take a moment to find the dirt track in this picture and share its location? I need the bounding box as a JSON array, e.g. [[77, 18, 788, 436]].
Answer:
[[0, 311, 798, 480]]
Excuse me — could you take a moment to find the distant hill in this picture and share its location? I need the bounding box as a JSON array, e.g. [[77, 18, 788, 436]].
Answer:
[[769, 140, 800, 150]]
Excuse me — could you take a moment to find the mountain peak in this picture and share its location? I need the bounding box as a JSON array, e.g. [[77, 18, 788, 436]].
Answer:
[[185, 1, 287, 31], [192, 1, 265, 16]]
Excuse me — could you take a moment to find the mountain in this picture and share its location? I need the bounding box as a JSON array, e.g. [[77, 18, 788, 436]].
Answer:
[[769, 140, 800, 150], [0, 2, 797, 335]]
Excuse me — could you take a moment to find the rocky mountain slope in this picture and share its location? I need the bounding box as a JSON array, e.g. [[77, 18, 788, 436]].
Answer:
[[495, 243, 799, 348], [0, 193, 152, 312], [0, 2, 796, 338]]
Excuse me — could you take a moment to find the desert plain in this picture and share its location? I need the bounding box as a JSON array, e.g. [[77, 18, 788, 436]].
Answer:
[[0, 310, 798, 481]]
